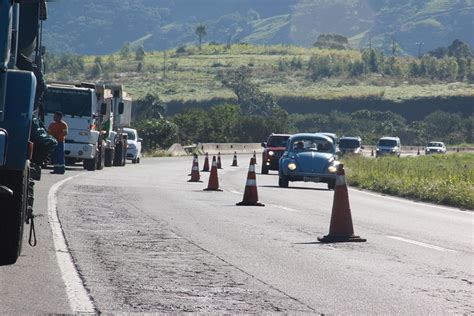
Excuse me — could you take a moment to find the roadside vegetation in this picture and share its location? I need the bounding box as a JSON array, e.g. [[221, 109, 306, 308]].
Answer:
[[43, 41, 473, 152], [342, 154, 474, 210]]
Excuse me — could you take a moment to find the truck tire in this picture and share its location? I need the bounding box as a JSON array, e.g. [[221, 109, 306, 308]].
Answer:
[[113, 141, 126, 167], [0, 167, 28, 266], [96, 146, 105, 170], [83, 157, 97, 171], [105, 148, 114, 167], [261, 165, 269, 174]]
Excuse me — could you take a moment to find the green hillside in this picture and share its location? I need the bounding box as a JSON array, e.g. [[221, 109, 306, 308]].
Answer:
[[43, 0, 474, 56]]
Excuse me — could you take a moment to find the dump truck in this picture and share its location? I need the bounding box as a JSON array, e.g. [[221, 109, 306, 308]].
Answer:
[[43, 82, 107, 171], [102, 84, 132, 167]]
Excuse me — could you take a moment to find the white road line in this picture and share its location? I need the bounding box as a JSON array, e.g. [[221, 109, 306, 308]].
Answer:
[[386, 236, 457, 252], [228, 189, 242, 195], [268, 204, 300, 213], [48, 175, 95, 313]]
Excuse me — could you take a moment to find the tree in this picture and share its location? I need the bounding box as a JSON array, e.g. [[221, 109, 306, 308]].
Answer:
[[448, 39, 472, 60], [195, 24, 207, 50], [135, 45, 145, 61], [314, 34, 349, 50], [218, 66, 278, 116], [119, 42, 131, 59], [135, 119, 178, 151]]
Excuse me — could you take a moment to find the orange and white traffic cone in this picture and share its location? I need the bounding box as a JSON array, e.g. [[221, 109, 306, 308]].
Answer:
[[204, 156, 223, 191], [236, 158, 264, 206], [217, 152, 223, 169], [188, 154, 202, 182], [231, 152, 238, 167], [318, 164, 366, 243], [202, 152, 210, 172], [253, 150, 258, 164]]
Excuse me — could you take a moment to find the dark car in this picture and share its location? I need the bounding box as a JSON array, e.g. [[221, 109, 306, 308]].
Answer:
[[261, 133, 291, 174], [339, 136, 363, 155]]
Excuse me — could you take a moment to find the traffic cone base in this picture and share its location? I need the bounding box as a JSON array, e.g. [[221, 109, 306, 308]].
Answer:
[[204, 188, 223, 192], [317, 235, 366, 243], [236, 201, 264, 206]]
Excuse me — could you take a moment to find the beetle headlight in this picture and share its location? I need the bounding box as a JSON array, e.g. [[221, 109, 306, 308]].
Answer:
[[328, 165, 337, 173], [288, 162, 297, 171], [268, 150, 274, 156]]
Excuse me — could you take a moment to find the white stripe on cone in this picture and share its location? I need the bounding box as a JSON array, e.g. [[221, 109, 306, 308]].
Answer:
[[249, 164, 255, 172], [246, 179, 257, 186], [192, 166, 198, 171], [336, 175, 346, 186]]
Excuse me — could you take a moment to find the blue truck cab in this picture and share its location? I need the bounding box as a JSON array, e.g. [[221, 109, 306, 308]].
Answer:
[[0, 0, 42, 266]]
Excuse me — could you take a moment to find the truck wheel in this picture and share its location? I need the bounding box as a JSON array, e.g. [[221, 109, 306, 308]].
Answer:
[[105, 148, 113, 167], [261, 165, 269, 174], [96, 146, 105, 170], [278, 176, 289, 188], [84, 157, 97, 171], [137, 157, 140, 164], [65, 158, 76, 166], [132, 158, 137, 164], [113, 142, 124, 167], [0, 167, 28, 266]]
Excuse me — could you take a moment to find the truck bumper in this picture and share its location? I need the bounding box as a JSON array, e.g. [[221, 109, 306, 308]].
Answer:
[[65, 143, 97, 160]]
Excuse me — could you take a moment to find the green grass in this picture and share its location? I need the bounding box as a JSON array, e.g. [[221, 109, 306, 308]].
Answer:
[[70, 44, 474, 103], [342, 154, 474, 210]]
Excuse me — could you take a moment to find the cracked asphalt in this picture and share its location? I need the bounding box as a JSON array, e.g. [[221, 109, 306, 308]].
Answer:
[[52, 155, 473, 314]]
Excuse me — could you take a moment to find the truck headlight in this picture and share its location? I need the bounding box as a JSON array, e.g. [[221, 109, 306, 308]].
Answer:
[[268, 150, 274, 156], [288, 162, 297, 171]]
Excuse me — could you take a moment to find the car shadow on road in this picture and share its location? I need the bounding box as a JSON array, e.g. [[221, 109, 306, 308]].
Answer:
[[260, 185, 330, 192]]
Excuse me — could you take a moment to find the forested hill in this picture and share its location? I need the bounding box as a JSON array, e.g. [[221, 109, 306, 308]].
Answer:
[[44, 0, 474, 56]]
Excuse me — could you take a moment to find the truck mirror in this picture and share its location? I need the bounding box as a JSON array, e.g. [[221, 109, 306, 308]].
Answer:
[[118, 102, 124, 115], [138, 138, 143, 143], [261, 142, 266, 147], [100, 103, 107, 115]]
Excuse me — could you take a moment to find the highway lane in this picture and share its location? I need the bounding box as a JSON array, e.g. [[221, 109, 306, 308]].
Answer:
[[56, 155, 473, 314], [0, 167, 86, 314]]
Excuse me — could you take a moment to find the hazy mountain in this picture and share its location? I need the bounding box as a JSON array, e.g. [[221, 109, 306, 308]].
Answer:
[[43, 0, 474, 55]]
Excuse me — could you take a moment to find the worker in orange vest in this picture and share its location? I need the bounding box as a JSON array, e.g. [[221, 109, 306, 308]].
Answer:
[[48, 111, 68, 174]]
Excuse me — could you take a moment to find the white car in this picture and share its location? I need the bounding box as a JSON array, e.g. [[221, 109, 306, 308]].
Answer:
[[425, 141, 446, 154], [124, 128, 142, 163]]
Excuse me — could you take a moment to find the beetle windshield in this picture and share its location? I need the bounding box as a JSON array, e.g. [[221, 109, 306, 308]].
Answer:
[[290, 137, 334, 153], [427, 142, 442, 147], [339, 139, 361, 149], [267, 136, 289, 147], [378, 139, 397, 147]]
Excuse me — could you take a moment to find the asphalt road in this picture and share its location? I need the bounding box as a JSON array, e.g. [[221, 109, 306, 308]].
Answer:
[[0, 166, 85, 314], [44, 155, 473, 314]]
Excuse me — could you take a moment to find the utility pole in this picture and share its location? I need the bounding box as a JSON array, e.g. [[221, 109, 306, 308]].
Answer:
[[391, 37, 397, 56], [415, 41, 424, 58], [163, 51, 167, 80]]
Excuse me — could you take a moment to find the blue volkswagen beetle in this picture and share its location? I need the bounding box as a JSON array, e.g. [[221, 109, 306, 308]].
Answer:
[[278, 133, 340, 190]]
